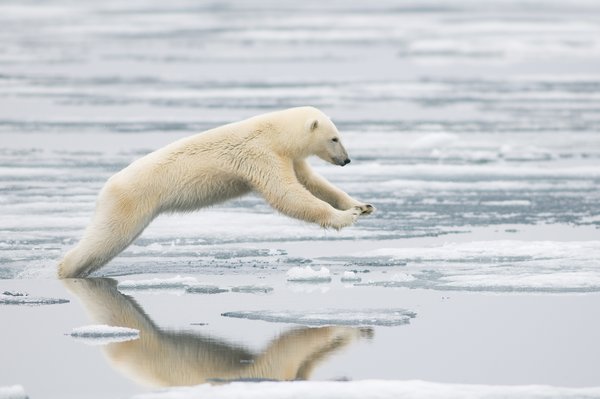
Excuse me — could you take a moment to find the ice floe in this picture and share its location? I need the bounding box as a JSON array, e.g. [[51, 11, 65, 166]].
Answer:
[[69, 324, 140, 345], [286, 266, 331, 282], [221, 309, 416, 327], [131, 379, 600, 399]]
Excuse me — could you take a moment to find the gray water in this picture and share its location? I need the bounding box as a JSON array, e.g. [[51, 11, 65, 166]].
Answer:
[[1, 1, 600, 398]]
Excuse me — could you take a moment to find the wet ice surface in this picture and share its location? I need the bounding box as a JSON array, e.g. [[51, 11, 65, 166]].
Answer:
[[1, 0, 600, 398]]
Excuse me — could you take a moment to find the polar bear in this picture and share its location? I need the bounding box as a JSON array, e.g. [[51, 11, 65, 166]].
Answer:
[[57, 106, 374, 278]]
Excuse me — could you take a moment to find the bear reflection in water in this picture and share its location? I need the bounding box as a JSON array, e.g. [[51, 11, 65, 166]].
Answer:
[[63, 278, 372, 387]]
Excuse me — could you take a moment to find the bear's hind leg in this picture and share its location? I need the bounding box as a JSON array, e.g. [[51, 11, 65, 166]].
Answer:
[[58, 187, 154, 278]]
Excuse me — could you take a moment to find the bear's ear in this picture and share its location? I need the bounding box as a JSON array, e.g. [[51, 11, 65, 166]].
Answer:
[[306, 119, 319, 132]]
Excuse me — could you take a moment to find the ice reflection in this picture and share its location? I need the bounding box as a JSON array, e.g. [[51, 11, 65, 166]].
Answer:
[[63, 278, 371, 387]]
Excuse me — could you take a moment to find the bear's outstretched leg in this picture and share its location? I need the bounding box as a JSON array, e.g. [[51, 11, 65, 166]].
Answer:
[[293, 159, 374, 214], [252, 160, 361, 230], [58, 183, 155, 278]]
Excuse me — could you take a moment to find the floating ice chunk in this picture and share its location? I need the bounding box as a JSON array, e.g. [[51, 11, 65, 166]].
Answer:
[[0, 385, 27, 399], [118, 276, 198, 291], [185, 285, 228, 294], [286, 266, 331, 282], [0, 294, 69, 306], [131, 379, 600, 399], [221, 308, 416, 327], [231, 285, 274, 294], [341, 271, 361, 282], [69, 324, 139, 346]]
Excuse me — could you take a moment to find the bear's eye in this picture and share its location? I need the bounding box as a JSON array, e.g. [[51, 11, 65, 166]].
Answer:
[[331, 138, 339, 143]]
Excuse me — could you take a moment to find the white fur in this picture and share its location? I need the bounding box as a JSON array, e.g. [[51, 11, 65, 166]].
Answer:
[[58, 107, 373, 278]]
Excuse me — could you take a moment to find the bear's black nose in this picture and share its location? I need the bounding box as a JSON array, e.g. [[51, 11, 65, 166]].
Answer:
[[343, 158, 351, 166]]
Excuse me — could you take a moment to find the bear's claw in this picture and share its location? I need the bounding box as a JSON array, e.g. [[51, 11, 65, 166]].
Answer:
[[358, 204, 375, 215]]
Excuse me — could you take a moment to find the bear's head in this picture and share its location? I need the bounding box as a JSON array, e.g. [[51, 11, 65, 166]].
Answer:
[[302, 109, 351, 167], [271, 106, 351, 166], [307, 118, 350, 166]]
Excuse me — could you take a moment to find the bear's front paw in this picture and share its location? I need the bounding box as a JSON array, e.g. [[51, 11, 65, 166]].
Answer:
[[329, 207, 360, 230], [355, 203, 375, 215]]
